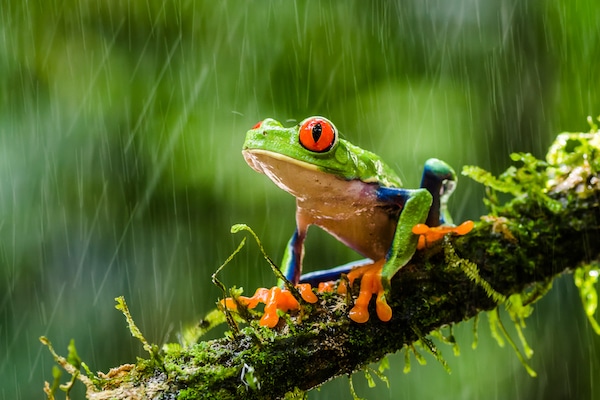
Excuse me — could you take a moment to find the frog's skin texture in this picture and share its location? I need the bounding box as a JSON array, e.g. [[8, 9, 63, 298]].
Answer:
[[228, 117, 472, 326]]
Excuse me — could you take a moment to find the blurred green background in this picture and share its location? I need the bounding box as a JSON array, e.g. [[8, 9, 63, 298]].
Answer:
[[1, 1, 599, 398]]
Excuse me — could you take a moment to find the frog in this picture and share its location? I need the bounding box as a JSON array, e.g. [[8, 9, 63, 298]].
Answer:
[[223, 116, 473, 327]]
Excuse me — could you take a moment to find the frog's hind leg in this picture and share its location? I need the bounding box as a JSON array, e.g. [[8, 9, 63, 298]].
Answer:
[[299, 259, 374, 286], [420, 158, 457, 226], [341, 187, 432, 323], [417, 158, 473, 249]]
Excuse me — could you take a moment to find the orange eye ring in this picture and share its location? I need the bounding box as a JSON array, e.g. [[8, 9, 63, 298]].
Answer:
[[252, 120, 263, 129], [299, 117, 336, 153]]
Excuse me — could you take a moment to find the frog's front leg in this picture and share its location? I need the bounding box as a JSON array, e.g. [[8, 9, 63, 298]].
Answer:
[[344, 187, 433, 323], [280, 217, 309, 285]]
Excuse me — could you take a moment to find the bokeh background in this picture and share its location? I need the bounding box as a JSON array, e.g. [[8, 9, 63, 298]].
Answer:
[[1, 1, 599, 398]]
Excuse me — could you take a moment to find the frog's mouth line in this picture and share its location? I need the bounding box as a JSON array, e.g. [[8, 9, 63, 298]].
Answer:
[[242, 149, 320, 175], [242, 148, 348, 198]]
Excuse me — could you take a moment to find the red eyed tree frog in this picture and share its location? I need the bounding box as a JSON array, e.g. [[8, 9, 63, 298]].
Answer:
[[224, 117, 473, 327]]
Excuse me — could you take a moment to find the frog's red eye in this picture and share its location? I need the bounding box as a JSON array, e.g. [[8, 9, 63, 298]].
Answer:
[[299, 117, 336, 153], [252, 121, 263, 129]]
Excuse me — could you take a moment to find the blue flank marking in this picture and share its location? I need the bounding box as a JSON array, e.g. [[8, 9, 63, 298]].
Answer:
[[284, 230, 300, 282], [375, 186, 411, 204], [299, 259, 373, 286]]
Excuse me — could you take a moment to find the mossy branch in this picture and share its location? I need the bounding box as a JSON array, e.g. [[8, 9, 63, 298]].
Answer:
[[43, 127, 600, 399]]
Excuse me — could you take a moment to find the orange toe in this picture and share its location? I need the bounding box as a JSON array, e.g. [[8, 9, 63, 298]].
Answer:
[[414, 220, 474, 249], [375, 292, 392, 322], [296, 283, 318, 303], [454, 220, 474, 235], [412, 223, 430, 235], [344, 259, 390, 323], [222, 284, 317, 328], [317, 281, 336, 293], [260, 287, 283, 327]]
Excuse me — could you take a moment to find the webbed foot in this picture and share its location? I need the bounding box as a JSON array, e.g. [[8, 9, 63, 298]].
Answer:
[[222, 284, 317, 328], [337, 259, 392, 323], [412, 220, 474, 249]]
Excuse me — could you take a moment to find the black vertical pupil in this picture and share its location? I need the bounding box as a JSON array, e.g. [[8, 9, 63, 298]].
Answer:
[[312, 123, 322, 142]]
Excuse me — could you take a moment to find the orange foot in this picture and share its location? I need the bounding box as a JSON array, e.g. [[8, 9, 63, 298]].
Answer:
[[221, 283, 317, 328], [412, 220, 474, 250], [337, 259, 392, 324], [317, 281, 336, 293]]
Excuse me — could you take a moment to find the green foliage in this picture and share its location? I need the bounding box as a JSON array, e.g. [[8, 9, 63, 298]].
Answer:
[[40, 337, 99, 398], [463, 152, 562, 214], [547, 117, 600, 168], [443, 237, 540, 376], [488, 309, 537, 377], [445, 240, 507, 304], [471, 315, 479, 350], [430, 327, 460, 357], [348, 376, 365, 400], [460, 120, 600, 378], [465, 116, 600, 216], [574, 263, 600, 335], [174, 308, 229, 349], [546, 118, 600, 200], [115, 296, 163, 366]]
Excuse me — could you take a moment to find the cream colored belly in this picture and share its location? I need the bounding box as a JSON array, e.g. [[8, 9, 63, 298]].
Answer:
[[243, 148, 400, 259], [296, 187, 399, 260]]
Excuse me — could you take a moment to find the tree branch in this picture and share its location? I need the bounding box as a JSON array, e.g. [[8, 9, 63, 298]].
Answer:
[[43, 129, 600, 400]]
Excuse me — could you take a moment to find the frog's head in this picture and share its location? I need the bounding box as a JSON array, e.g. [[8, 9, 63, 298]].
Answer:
[[243, 116, 340, 168], [242, 117, 402, 197], [242, 117, 344, 196]]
